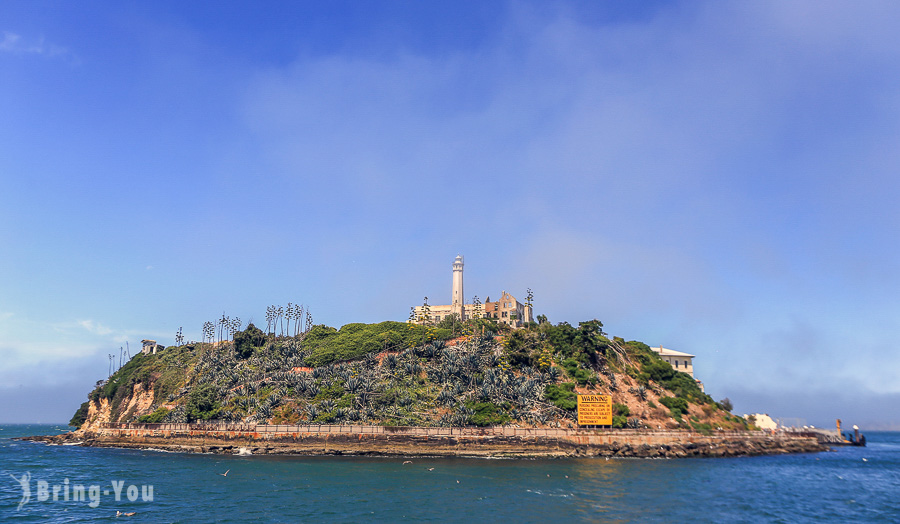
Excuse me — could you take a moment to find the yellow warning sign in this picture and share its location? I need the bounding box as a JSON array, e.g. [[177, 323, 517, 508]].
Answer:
[[577, 394, 612, 425]]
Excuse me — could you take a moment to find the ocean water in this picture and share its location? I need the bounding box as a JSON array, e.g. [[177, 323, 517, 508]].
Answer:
[[1, 425, 897, 523]]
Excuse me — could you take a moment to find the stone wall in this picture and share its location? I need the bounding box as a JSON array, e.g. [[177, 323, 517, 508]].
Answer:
[[43, 423, 828, 458]]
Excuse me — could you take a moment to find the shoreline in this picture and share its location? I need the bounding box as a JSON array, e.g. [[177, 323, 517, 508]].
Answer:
[[21, 425, 828, 459]]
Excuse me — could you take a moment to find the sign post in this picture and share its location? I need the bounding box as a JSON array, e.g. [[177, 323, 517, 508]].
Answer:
[[577, 394, 612, 426]]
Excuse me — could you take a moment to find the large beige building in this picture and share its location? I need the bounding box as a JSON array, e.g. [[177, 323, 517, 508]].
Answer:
[[651, 345, 695, 377], [651, 345, 704, 391], [412, 255, 533, 328]]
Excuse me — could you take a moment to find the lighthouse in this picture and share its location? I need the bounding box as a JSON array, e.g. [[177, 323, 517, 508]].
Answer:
[[451, 255, 465, 321]]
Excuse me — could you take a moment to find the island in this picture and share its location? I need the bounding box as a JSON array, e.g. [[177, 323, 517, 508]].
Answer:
[[31, 313, 824, 458]]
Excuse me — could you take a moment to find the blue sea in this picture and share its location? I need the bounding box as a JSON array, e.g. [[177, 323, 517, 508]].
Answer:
[[1, 425, 898, 522]]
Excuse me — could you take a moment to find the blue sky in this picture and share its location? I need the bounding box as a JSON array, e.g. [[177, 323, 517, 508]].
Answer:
[[2, 1, 899, 427]]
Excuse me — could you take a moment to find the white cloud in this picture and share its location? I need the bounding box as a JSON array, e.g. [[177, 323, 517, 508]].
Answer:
[[0, 31, 21, 51], [0, 31, 77, 63], [0, 313, 135, 372], [77, 319, 114, 336]]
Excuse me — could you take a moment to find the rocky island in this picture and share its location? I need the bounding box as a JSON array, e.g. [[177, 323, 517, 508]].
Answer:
[[31, 311, 825, 458]]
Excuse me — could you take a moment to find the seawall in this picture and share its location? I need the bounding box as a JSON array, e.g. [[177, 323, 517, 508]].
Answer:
[[27, 423, 827, 458]]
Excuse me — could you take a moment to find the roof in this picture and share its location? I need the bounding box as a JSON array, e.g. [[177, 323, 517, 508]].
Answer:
[[651, 345, 695, 358]]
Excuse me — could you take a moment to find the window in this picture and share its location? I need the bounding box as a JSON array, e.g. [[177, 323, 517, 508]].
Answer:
[[684, 360, 689, 368], [674, 360, 679, 368], [502, 311, 507, 318]]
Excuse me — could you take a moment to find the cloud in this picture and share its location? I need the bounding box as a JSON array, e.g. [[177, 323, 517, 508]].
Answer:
[[0, 313, 137, 373], [77, 319, 114, 337], [0, 31, 78, 63]]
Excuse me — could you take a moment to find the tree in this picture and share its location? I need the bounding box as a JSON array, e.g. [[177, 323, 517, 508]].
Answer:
[[718, 397, 733, 412], [234, 323, 266, 359], [185, 383, 221, 422]]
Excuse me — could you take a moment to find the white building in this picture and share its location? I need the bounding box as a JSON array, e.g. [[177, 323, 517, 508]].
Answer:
[[650, 345, 703, 391], [744, 413, 778, 430], [411, 255, 533, 328], [141, 339, 162, 355], [650, 345, 695, 377]]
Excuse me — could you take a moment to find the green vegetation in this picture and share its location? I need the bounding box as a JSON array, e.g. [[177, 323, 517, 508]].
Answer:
[[303, 321, 450, 366], [544, 382, 577, 410], [234, 323, 266, 359], [185, 383, 221, 422], [659, 396, 689, 420], [137, 407, 170, 423], [613, 403, 630, 417], [467, 401, 511, 427], [76, 313, 740, 432], [69, 401, 90, 428]]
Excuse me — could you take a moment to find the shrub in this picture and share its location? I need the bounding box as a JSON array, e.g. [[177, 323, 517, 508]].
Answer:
[[544, 382, 577, 410], [304, 322, 450, 366], [561, 358, 593, 386], [717, 397, 733, 412], [137, 407, 170, 423], [642, 359, 676, 384], [659, 396, 688, 415], [234, 323, 266, 359], [690, 421, 713, 435], [467, 402, 511, 427], [612, 415, 627, 428], [613, 403, 630, 417], [185, 383, 221, 422], [69, 401, 90, 428]]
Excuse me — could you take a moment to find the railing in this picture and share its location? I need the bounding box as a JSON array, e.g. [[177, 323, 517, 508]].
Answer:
[[99, 422, 776, 439]]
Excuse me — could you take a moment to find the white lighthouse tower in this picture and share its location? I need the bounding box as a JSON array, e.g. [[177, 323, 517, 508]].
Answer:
[[451, 254, 465, 321]]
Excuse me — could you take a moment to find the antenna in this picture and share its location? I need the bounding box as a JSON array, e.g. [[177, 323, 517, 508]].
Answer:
[[125, 341, 130, 361]]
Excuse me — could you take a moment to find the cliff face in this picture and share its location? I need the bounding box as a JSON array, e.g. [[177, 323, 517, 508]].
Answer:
[[79, 397, 111, 433], [78, 384, 157, 432]]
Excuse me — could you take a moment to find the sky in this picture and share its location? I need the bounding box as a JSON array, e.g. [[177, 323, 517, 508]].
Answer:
[[2, 1, 899, 428]]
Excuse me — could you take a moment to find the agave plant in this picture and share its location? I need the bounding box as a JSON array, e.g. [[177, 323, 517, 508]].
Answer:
[[345, 376, 361, 393], [547, 367, 562, 382], [636, 386, 648, 401]]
